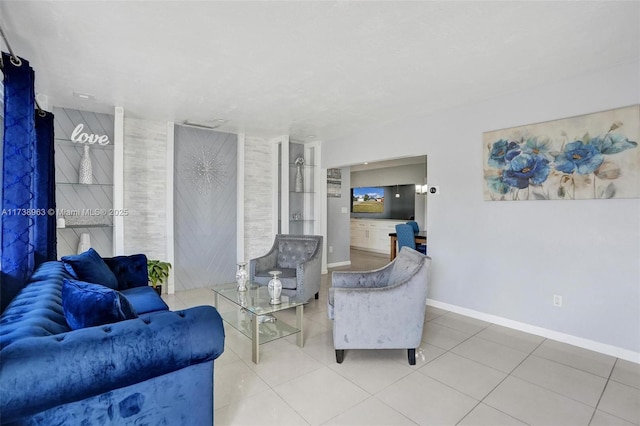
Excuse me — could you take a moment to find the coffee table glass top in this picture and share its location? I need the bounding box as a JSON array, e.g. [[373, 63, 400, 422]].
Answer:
[[210, 282, 305, 315], [210, 282, 305, 362]]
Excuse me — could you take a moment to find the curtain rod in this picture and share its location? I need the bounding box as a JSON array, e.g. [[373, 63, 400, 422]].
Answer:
[[0, 23, 45, 114], [0, 24, 21, 67]]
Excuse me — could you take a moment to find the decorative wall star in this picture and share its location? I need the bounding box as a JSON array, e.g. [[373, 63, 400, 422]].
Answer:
[[183, 145, 228, 195]]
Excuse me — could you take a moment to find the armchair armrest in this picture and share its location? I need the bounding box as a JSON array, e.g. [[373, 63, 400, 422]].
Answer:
[[0, 306, 225, 422], [249, 247, 278, 280], [331, 261, 393, 289], [328, 262, 393, 317], [294, 246, 323, 301]]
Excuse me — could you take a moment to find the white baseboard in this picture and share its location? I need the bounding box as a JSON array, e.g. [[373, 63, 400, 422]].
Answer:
[[427, 299, 640, 364], [327, 260, 351, 269]]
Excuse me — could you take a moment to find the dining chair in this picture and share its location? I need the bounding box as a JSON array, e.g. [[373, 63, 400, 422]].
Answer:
[[396, 224, 427, 255], [406, 220, 420, 233], [405, 221, 427, 254]]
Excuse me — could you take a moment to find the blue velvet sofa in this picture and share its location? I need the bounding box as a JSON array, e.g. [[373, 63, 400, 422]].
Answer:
[[0, 252, 225, 425]]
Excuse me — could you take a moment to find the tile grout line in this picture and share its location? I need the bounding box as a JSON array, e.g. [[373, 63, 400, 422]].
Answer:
[[319, 395, 419, 426], [587, 357, 617, 425], [455, 337, 548, 426], [422, 319, 517, 426], [507, 354, 615, 418]]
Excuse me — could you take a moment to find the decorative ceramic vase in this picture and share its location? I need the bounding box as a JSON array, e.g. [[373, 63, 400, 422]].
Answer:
[[268, 270, 282, 305], [295, 164, 303, 192], [238, 292, 248, 307], [236, 262, 248, 292], [79, 144, 93, 184], [77, 233, 91, 254]]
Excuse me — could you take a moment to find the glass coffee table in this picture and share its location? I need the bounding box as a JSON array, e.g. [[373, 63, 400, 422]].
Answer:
[[210, 282, 304, 363]]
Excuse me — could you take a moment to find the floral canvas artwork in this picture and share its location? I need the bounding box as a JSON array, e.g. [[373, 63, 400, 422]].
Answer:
[[483, 105, 640, 201]]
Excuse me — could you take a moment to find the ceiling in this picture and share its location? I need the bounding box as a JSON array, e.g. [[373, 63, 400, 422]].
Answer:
[[350, 155, 425, 172], [1, 1, 638, 142]]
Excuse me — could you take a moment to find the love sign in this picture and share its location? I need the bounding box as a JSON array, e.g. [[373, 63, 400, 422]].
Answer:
[[71, 124, 110, 145]]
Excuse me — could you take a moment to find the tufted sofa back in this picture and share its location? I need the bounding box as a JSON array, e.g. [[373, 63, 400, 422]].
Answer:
[[276, 235, 322, 269], [0, 262, 73, 350]]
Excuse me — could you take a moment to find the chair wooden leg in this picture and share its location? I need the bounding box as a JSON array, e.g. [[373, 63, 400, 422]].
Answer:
[[315, 292, 319, 300], [408, 348, 416, 365], [335, 349, 344, 363]]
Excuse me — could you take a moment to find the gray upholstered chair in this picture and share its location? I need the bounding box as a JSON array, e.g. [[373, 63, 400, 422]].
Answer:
[[328, 246, 431, 365], [249, 234, 323, 303]]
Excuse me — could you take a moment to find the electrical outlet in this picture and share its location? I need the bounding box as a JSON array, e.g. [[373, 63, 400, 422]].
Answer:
[[553, 294, 563, 307], [329, 246, 333, 253]]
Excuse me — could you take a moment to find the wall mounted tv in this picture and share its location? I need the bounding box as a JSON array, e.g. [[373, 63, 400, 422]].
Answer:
[[351, 185, 415, 219], [352, 187, 385, 213]]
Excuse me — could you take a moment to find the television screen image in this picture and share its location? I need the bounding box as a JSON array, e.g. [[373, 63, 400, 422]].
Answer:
[[352, 187, 384, 213]]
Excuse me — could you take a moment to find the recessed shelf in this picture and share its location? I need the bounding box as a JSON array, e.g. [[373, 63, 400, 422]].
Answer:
[[288, 162, 315, 167], [58, 224, 112, 229], [56, 182, 113, 187], [55, 138, 114, 150]]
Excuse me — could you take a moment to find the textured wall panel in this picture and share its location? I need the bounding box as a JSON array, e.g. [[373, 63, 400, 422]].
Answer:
[[174, 126, 237, 290], [54, 107, 114, 258], [123, 118, 167, 260], [243, 137, 274, 262]]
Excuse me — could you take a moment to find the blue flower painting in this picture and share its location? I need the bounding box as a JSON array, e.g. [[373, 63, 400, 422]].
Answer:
[[483, 105, 640, 200], [554, 141, 604, 175]]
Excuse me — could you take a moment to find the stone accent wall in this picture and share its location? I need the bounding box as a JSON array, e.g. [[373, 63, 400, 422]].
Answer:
[[243, 137, 274, 261], [123, 117, 167, 260]]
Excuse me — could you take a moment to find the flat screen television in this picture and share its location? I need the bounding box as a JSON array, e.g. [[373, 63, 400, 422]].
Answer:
[[351, 187, 384, 213]]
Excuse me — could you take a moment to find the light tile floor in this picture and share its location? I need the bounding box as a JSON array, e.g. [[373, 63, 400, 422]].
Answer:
[[163, 250, 640, 426]]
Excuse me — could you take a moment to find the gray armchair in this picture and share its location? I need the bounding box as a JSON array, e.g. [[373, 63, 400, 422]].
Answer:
[[328, 247, 431, 365], [249, 234, 323, 303]]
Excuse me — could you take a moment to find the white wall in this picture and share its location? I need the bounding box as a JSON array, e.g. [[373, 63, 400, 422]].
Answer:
[[323, 61, 640, 359], [351, 163, 425, 188], [327, 167, 351, 266]]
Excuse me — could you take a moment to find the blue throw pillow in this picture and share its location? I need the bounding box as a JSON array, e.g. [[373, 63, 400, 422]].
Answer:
[[102, 254, 149, 290], [62, 279, 138, 330], [61, 248, 119, 290]]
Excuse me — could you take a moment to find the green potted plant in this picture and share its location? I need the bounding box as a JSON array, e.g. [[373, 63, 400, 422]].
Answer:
[[148, 259, 172, 296]]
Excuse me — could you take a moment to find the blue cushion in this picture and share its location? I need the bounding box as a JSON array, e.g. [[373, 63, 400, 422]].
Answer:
[[120, 286, 169, 314], [103, 254, 149, 290], [62, 279, 137, 330], [61, 248, 118, 290]]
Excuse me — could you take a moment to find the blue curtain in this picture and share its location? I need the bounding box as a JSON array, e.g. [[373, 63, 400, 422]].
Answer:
[[1, 52, 55, 311], [34, 110, 56, 265]]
